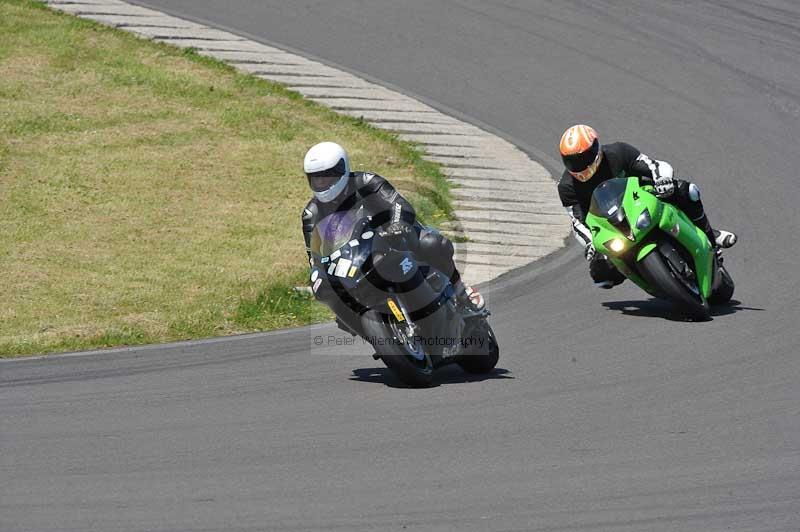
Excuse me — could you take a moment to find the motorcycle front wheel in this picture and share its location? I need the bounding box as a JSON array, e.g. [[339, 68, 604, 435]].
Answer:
[[361, 310, 434, 387], [638, 250, 711, 320]]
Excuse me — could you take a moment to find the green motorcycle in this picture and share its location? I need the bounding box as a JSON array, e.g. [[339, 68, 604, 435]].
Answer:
[[585, 176, 735, 320]]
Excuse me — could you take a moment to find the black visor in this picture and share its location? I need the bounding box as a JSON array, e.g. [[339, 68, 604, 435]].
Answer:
[[306, 158, 347, 192], [562, 138, 600, 173]]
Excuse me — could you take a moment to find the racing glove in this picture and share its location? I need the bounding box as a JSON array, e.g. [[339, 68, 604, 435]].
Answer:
[[652, 161, 675, 198], [636, 154, 675, 198], [584, 242, 596, 262], [653, 173, 675, 198], [379, 221, 418, 250]]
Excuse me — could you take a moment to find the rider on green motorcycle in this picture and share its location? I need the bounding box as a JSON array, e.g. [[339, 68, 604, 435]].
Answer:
[[557, 124, 737, 288]]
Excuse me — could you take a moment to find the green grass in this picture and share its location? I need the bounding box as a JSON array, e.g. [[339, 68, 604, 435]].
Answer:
[[0, 0, 451, 357]]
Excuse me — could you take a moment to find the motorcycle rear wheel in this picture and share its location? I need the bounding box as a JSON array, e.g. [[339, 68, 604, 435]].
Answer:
[[708, 265, 735, 305], [457, 318, 499, 374]]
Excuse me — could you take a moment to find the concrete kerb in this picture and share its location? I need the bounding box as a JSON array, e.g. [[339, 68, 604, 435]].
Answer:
[[45, 0, 568, 286]]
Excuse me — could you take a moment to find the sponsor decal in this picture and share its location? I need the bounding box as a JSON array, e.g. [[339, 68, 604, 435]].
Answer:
[[348, 239, 359, 248], [334, 258, 352, 278], [327, 263, 336, 275], [361, 231, 374, 240], [387, 299, 405, 322], [312, 278, 322, 293], [400, 257, 414, 275], [348, 265, 357, 278]]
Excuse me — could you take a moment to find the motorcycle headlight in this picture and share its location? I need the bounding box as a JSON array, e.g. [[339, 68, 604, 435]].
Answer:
[[636, 209, 652, 230], [606, 238, 626, 253]]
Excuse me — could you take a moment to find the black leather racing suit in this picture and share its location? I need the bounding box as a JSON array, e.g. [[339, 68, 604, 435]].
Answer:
[[558, 142, 716, 285], [302, 171, 459, 305]]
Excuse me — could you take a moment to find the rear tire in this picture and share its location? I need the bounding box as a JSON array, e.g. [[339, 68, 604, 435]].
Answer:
[[638, 251, 710, 320], [457, 319, 499, 374], [708, 265, 735, 305], [361, 310, 434, 387]]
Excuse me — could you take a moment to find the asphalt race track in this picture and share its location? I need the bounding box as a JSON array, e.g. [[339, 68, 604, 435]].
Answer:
[[3, 1, 800, 530]]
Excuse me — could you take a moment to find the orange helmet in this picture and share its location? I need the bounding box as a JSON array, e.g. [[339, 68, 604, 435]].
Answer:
[[560, 124, 602, 182]]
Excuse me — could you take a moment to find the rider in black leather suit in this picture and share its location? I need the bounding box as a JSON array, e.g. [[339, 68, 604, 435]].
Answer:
[[301, 142, 483, 311]]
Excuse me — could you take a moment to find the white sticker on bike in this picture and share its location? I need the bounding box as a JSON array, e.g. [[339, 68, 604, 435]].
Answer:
[[334, 259, 352, 278]]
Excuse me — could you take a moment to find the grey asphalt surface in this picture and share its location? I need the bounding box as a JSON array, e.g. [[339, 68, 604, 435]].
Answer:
[[3, 1, 800, 530]]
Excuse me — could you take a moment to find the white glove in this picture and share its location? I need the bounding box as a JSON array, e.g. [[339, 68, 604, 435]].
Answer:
[[584, 242, 596, 262], [652, 161, 675, 198], [653, 174, 675, 197]]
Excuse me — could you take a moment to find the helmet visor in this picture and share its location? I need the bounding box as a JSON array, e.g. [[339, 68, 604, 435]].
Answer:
[[562, 138, 600, 173], [306, 158, 347, 192]]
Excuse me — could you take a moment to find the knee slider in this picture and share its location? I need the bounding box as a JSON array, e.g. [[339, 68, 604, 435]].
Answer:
[[688, 183, 701, 202], [419, 229, 453, 258]]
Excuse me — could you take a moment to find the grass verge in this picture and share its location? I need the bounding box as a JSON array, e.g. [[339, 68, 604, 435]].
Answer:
[[0, 0, 451, 357]]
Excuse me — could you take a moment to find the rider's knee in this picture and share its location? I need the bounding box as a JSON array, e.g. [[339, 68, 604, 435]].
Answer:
[[688, 182, 701, 202], [669, 179, 702, 209], [419, 227, 454, 260]]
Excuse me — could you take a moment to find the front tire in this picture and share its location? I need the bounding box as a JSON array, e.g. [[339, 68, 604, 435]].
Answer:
[[638, 251, 710, 320], [361, 310, 434, 387]]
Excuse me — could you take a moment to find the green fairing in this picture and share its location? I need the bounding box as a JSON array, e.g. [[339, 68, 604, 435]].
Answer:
[[634, 243, 657, 262], [585, 176, 714, 299]]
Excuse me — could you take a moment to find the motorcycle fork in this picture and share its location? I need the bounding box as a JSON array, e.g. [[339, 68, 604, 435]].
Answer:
[[385, 289, 441, 367]]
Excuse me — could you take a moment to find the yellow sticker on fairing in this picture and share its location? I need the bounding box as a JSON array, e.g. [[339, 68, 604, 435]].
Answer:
[[348, 265, 357, 278], [387, 299, 405, 322]]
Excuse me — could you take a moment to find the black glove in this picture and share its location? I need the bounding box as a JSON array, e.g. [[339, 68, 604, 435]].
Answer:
[[379, 221, 416, 248], [381, 221, 412, 236]]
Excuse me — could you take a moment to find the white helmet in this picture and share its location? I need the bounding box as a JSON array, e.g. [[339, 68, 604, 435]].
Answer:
[[303, 142, 350, 202]]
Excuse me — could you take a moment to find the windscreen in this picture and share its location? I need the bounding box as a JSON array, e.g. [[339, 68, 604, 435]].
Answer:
[[589, 178, 628, 218], [310, 210, 358, 258]]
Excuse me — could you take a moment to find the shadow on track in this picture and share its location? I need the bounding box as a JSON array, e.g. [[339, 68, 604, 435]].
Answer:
[[350, 366, 513, 388], [602, 299, 764, 321]]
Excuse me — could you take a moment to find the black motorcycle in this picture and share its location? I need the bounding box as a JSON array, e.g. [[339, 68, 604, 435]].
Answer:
[[310, 209, 499, 387]]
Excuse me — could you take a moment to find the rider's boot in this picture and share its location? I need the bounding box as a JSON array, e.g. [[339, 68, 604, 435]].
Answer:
[[675, 181, 737, 249], [713, 229, 738, 249], [453, 278, 485, 311]]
